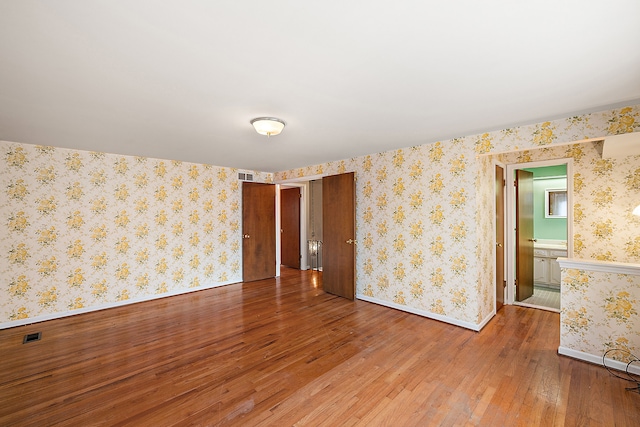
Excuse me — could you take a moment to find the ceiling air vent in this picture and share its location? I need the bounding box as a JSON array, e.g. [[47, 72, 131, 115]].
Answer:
[[238, 171, 254, 182]]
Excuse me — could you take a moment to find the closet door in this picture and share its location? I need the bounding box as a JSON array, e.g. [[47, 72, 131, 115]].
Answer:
[[242, 182, 276, 282], [280, 187, 301, 269], [322, 172, 356, 300]]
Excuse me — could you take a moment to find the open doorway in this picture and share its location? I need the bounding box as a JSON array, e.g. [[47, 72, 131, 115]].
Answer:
[[307, 179, 323, 271], [278, 179, 323, 272], [506, 159, 572, 312], [280, 187, 301, 269], [276, 173, 356, 300]]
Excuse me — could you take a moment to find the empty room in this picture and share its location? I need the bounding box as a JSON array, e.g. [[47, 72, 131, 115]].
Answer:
[[1, 1, 639, 425]]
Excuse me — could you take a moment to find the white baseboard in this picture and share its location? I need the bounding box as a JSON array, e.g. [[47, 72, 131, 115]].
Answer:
[[0, 280, 238, 330], [476, 311, 495, 330], [558, 346, 640, 375], [356, 294, 484, 331]]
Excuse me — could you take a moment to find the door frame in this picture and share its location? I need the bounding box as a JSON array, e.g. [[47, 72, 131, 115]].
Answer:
[[505, 158, 573, 306], [280, 186, 302, 269], [275, 173, 326, 275]]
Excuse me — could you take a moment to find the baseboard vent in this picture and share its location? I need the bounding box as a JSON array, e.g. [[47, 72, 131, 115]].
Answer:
[[238, 171, 254, 181], [23, 332, 42, 343]]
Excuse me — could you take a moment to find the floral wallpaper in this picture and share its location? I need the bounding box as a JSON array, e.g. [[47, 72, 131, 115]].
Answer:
[[2, 104, 639, 332], [0, 142, 271, 326], [275, 105, 640, 330], [561, 267, 639, 364], [500, 141, 640, 263], [491, 118, 640, 362]]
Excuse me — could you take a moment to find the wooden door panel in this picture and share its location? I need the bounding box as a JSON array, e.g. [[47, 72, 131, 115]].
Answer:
[[516, 170, 534, 301], [322, 172, 356, 300], [495, 165, 505, 311], [281, 187, 301, 269], [242, 182, 276, 282]]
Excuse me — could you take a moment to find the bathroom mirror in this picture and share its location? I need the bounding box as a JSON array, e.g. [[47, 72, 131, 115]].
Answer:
[[545, 189, 567, 218]]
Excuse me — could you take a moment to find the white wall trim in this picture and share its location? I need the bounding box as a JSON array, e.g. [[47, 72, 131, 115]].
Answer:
[[357, 294, 483, 331], [0, 280, 238, 330], [476, 311, 495, 331], [558, 346, 640, 375], [558, 258, 640, 276]]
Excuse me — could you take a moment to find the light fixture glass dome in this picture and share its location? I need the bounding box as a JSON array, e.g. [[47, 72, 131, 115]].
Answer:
[[250, 117, 285, 136], [633, 204, 640, 216]]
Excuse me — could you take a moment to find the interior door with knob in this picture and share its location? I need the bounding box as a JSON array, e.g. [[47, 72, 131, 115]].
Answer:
[[322, 172, 356, 300], [495, 164, 505, 311], [515, 169, 534, 301], [242, 182, 276, 282], [280, 187, 301, 269]]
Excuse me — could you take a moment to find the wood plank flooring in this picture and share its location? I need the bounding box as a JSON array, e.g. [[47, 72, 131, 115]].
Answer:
[[1, 268, 639, 426]]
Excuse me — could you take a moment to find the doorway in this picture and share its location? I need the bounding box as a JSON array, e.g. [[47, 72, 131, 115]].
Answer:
[[275, 173, 356, 300], [277, 179, 323, 272], [505, 159, 572, 312], [280, 187, 301, 269]]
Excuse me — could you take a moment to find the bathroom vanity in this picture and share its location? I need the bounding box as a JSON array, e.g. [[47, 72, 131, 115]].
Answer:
[[533, 240, 567, 289]]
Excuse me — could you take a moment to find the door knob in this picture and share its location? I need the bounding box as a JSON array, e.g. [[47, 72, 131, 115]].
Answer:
[[528, 239, 537, 242], [243, 234, 250, 239], [346, 239, 356, 245], [496, 242, 503, 247]]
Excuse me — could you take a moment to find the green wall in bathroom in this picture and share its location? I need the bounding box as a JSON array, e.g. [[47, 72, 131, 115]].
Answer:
[[523, 165, 567, 240]]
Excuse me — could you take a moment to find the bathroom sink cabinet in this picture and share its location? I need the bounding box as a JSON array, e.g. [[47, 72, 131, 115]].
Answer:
[[533, 248, 567, 289]]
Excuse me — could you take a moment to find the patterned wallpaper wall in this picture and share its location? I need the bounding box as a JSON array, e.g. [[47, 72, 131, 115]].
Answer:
[[560, 265, 639, 365], [0, 142, 271, 325], [499, 142, 640, 263], [2, 105, 639, 330], [499, 140, 640, 363], [275, 105, 640, 329]]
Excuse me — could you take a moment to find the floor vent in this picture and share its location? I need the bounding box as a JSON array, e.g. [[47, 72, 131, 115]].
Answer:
[[238, 172, 254, 181], [23, 332, 42, 344]]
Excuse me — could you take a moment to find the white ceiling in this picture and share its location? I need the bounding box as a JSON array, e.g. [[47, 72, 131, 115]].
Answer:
[[1, 1, 639, 172]]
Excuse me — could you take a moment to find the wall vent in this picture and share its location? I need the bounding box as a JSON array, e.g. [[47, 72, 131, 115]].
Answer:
[[23, 332, 42, 344], [238, 172, 254, 181]]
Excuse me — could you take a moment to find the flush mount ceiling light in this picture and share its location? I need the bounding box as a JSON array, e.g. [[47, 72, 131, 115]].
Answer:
[[250, 117, 285, 137], [633, 204, 640, 216]]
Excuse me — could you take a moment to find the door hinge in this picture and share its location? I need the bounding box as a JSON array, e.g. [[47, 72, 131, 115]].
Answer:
[[503, 179, 506, 187], [503, 279, 507, 288], [514, 180, 517, 187]]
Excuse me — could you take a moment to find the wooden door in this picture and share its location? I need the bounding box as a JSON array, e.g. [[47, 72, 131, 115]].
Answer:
[[322, 172, 356, 300], [242, 182, 276, 282], [495, 165, 505, 311], [280, 187, 301, 269], [515, 170, 534, 301]]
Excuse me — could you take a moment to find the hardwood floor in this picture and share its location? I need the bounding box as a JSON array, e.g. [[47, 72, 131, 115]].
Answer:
[[1, 268, 638, 426]]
